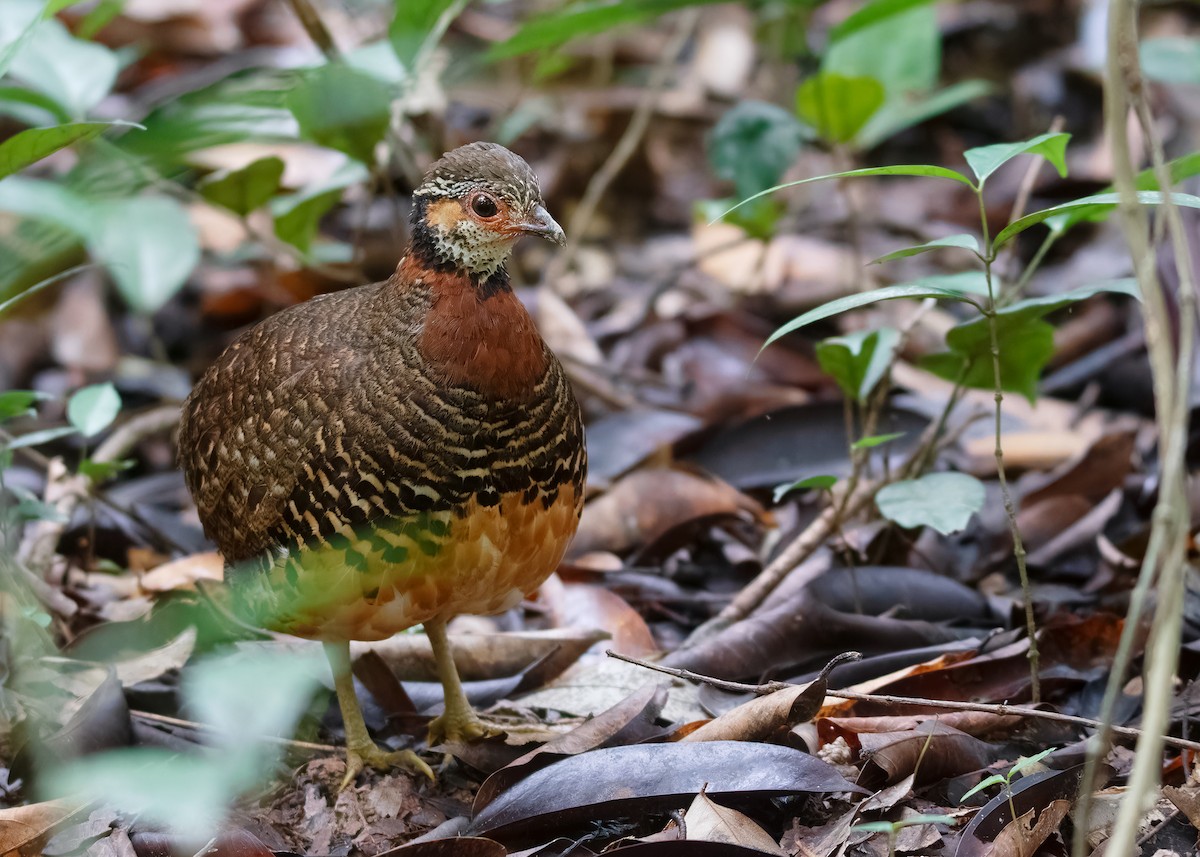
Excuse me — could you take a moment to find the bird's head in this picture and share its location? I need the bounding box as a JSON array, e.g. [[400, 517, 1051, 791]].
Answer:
[[410, 142, 564, 281]]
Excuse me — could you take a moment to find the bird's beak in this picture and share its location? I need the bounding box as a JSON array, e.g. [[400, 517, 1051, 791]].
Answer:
[[517, 204, 566, 246]]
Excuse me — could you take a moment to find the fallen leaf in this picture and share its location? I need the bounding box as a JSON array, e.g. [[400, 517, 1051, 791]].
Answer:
[[684, 790, 785, 854], [0, 799, 84, 857], [139, 552, 224, 592]]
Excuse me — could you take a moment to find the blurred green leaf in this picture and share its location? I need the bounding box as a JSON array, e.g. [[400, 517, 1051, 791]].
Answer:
[[764, 282, 983, 350], [876, 471, 984, 534], [5, 425, 78, 448], [719, 164, 974, 221], [795, 72, 885, 144], [0, 389, 48, 422], [1140, 37, 1200, 86], [824, 2, 938, 98], [871, 233, 980, 265], [855, 79, 991, 149], [121, 69, 300, 168], [964, 132, 1070, 187], [0, 0, 45, 79], [1009, 746, 1057, 777], [4, 14, 118, 117], [996, 190, 1200, 248], [922, 280, 1139, 402], [271, 160, 367, 254], [816, 327, 900, 402], [67, 382, 121, 437], [773, 474, 838, 503], [390, 0, 461, 70], [78, 457, 133, 482], [198, 156, 285, 216], [490, 0, 724, 58], [709, 100, 808, 199], [696, 195, 783, 240], [0, 121, 130, 180], [286, 63, 393, 165], [89, 195, 200, 313], [852, 431, 906, 450], [961, 773, 1009, 802], [48, 750, 231, 843], [0, 85, 71, 125]]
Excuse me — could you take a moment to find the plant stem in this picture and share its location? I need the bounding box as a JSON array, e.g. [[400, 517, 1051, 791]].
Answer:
[[979, 187, 1041, 703]]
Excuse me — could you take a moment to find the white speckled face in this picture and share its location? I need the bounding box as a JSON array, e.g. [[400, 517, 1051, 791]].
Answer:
[[412, 142, 560, 278]]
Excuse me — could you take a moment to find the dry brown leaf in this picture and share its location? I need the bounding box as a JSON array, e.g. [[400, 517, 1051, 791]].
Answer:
[[990, 799, 1071, 857], [0, 799, 83, 857], [139, 552, 224, 592], [682, 682, 823, 744], [1163, 785, 1200, 831], [684, 790, 786, 854]]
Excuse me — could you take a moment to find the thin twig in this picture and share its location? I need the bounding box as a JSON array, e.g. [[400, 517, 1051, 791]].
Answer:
[[605, 650, 1200, 754], [131, 709, 342, 755], [284, 0, 342, 62]]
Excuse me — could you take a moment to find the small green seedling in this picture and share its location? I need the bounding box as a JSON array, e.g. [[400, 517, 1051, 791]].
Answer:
[[853, 814, 956, 857], [960, 746, 1057, 829]]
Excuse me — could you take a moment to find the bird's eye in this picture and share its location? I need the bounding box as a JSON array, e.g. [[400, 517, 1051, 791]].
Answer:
[[471, 194, 499, 218]]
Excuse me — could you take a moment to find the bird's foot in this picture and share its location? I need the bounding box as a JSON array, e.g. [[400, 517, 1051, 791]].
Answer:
[[427, 709, 501, 746], [340, 742, 434, 790]]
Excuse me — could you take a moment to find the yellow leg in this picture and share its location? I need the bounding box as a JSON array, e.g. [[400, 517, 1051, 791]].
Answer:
[[425, 620, 493, 745], [323, 640, 433, 788]]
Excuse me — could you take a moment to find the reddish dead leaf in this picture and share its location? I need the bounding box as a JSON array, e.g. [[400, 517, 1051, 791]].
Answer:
[[858, 722, 993, 788], [539, 577, 657, 656], [130, 828, 274, 857], [1020, 429, 1137, 509], [572, 468, 766, 556]]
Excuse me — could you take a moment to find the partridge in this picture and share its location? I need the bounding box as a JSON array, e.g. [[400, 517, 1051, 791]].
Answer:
[[179, 142, 587, 782]]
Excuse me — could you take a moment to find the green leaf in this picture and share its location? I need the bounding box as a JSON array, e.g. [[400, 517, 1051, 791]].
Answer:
[[896, 814, 957, 827], [0, 85, 72, 125], [960, 773, 1009, 802], [1041, 153, 1200, 236], [852, 431, 906, 450], [120, 68, 301, 168], [815, 327, 900, 403], [67, 382, 121, 437], [5, 425, 77, 448], [4, 14, 119, 117], [89, 195, 200, 313], [717, 164, 975, 221], [764, 282, 983, 350], [271, 160, 367, 254], [286, 63, 393, 165], [870, 233, 980, 265], [1140, 38, 1200, 86], [708, 100, 808, 199], [963, 132, 1071, 187], [0, 174, 93, 235], [0, 121, 128, 180], [78, 457, 133, 482], [995, 190, 1200, 249], [0, 389, 48, 422], [773, 474, 839, 503], [389, 0, 461, 71], [923, 281, 1138, 403], [198, 156, 285, 216], [853, 821, 899, 834], [1009, 746, 1056, 778], [795, 72, 885, 144], [824, 3, 938, 98], [696, 195, 783, 241], [489, 0, 725, 59], [855, 79, 992, 150], [876, 471, 985, 535]]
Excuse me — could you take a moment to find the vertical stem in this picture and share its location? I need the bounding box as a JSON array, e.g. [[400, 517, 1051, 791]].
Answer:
[[980, 187, 1041, 703]]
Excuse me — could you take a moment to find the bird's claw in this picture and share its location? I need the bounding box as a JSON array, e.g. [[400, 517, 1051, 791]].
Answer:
[[340, 743, 434, 790], [427, 710, 500, 746]]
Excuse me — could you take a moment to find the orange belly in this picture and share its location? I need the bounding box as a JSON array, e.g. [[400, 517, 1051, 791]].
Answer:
[[230, 485, 581, 641]]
